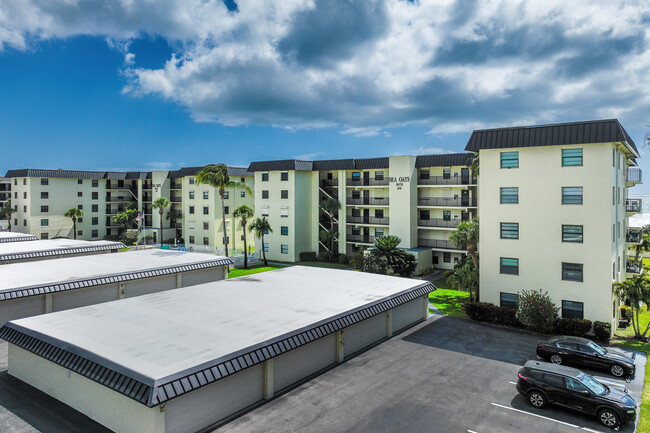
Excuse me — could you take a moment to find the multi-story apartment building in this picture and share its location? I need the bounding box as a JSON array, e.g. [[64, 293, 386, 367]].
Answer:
[[468, 119, 642, 327], [248, 153, 476, 270], [0, 177, 10, 209], [4, 167, 253, 254]]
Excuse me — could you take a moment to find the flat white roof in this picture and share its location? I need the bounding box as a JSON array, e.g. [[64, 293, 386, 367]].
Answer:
[[3, 266, 433, 406], [0, 232, 38, 243], [0, 239, 125, 262], [0, 250, 231, 300]]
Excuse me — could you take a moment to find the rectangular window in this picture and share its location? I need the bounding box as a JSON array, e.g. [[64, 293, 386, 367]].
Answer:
[[92, 192, 98, 200], [261, 206, 269, 216], [281, 190, 288, 199], [375, 171, 384, 181], [280, 206, 289, 217], [40, 219, 48, 226], [41, 233, 48, 240], [263, 228, 269, 234], [77, 179, 83, 184], [352, 190, 360, 199], [241, 177, 245, 183], [224, 191, 229, 199], [189, 177, 195, 185], [224, 206, 229, 215], [562, 301, 584, 319], [419, 169, 430, 180], [92, 179, 98, 187], [443, 168, 451, 179], [189, 236, 195, 243], [92, 217, 98, 225], [77, 218, 82, 223], [562, 225, 583, 243], [562, 187, 583, 205], [189, 191, 195, 199], [203, 206, 209, 215], [91, 230, 99, 238], [77, 230, 83, 236], [443, 210, 451, 221], [23, 206, 26, 212], [375, 209, 384, 218], [41, 192, 49, 199], [352, 227, 360, 236], [500, 187, 518, 204], [500, 222, 519, 239], [352, 172, 360, 181], [77, 191, 83, 197], [501, 151, 519, 168], [189, 206, 195, 214], [203, 237, 209, 245], [92, 204, 98, 212], [262, 190, 269, 199], [23, 192, 27, 199], [375, 228, 384, 237], [352, 208, 361, 217], [77, 204, 83, 210], [22, 178, 26, 185], [203, 222, 209, 230], [281, 172, 289, 181], [23, 219, 26, 226], [281, 226, 288, 235], [203, 191, 209, 200], [443, 252, 451, 263], [13, 179, 16, 185], [41, 205, 48, 212], [263, 243, 269, 252], [240, 191, 245, 198], [562, 262, 583, 282], [262, 173, 269, 181], [562, 148, 583, 166], [419, 209, 430, 220], [500, 257, 519, 275], [40, 178, 48, 185], [500, 292, 518, 309]]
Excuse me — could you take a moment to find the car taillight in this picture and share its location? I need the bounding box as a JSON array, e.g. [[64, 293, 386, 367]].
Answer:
[[518, 372, 528, 381], [538, 345, 545, 349]]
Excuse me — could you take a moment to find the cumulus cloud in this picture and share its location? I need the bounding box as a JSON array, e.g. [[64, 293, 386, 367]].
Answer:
[[1, 0, 650, 135]]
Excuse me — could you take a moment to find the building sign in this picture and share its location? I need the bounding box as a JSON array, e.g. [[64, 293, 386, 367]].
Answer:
[[388, 176, 410, 190]]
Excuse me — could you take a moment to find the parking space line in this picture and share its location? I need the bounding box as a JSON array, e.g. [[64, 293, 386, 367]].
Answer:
[[491, 403, 603, 433], [508, 381, 517, 385], [468, 430, 479, 433]]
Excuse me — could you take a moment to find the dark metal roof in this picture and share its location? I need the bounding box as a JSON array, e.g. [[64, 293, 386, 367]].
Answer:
[[312, 159, 356, 171], [0, 234, 39, 243], [464, 119, 639, 157], [0, 282, 435, 407], [247, 160, 314, 172], [415, 153, 475, 168], [354, 157, 389, 170], [0, 258, 233, 301], [248, 157, 389, 172], [0, 242, 126, 263], [171, 166, 253, 178], [5, 167, 253, 180]]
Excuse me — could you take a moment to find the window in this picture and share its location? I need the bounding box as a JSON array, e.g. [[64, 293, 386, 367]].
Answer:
[[240, 191, 245, 198], [501, 151, 519, 168], [281, 172, 289, 181], [281, 244, 289, 254], [419, 209, 430, 220], [189, 177, 195, 185], [188, 236, 195, 243], [13, 179, 16, 185], [443, 168, 451, 179], [23, 206, 26, 212], [281, 226, 288, 235], [23, 192, 27, 199], [562, 225, 583, 243], [223, 191, 229, 199], [41, 233, 48, 240], [352, 227, 361, 235], [263, 228, 269, 234], [77, 218, 83, 223], [281, 190, 288, 199], [77, 191, 83, 197], [92, 192, 98, 200], [40, 178, 48, 185], [375, 209, 384, 218], [22, 178, 26, 185], [420, 169, 430, 180], [375, 171, 384, 181], [189, 206, 195, 214], [375, 228, 384, 237], [500, 257, 519, 275], [203, 206, 209, 215], [77, 230, 83, 236], [262, 190, 269, 199], [500, 292, 518, 309], [262, 173, 269, 181], [261, 206, 269, 216], [203, 222, 209, 230], [562, 300, 584, 319], [280, 207, 289, 217], [443, 252, 451, 263], [562, 148, 583, 166], [77, 204, 83, 210], [41, 192, 49, 199], [203, 237, 210, 245], [565, 377, 588, 393], [92, 204, 98, 212], [352, 208, 361, 217], [14, 218, 17, 226], [352, 172, 360, 181], [263, 243, 269, 252], [41, 205, 48, 212], [77, 179, 83, 184], [241, 177, 245, 183], [562, 262, 583, 282], [224, 206, 229, 214], [92, 217, 98, 225], [13, 192, 16, 199], [41, 219, 49, 226], [92, 179, 98, 187], [500, 187, 518, 204], [23, 219, 26, 226], [612, 187, 615, 205], [562, 187, 583, 204], [500, 222, 519, 239]]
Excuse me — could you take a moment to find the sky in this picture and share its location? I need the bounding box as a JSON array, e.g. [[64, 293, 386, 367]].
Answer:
[[0, 0, 649, 192]]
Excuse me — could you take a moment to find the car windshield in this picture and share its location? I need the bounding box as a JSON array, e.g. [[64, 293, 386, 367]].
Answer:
[[587, 341, 607, 356], [577, 373, 607, 395]]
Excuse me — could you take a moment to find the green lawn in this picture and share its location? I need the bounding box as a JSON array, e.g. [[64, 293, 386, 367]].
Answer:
[[428, 288, 469, 317], [271, 260, 353, 270], [228, 266, 284, 279]]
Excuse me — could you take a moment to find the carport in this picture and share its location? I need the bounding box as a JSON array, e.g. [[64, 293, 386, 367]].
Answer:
[[0, 239, 125, 264], [0, 232, 38, 243]]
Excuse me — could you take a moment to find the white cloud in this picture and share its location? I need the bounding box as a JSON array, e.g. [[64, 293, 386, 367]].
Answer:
[[293, 152, 323, 160], [411, 146, 455, 155]]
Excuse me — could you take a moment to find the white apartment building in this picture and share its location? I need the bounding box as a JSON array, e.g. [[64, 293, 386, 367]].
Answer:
[[468, 119, 642, 327]]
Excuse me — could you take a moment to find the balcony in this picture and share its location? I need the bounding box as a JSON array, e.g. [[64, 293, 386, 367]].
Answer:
[[106, 183, 133, 191], [171, 197, 182, 203], [170, 183, 183, 190], [626, 199, 642, 213], [418, 197, 477, 207], [346, 234, 378, 244], [105, 195, 132, 203], [346, 216, 389, 225], [346, 197, 390, 206], [627, 229, 643, 244], [346, 178, 389, 187], [626, 260, 643, 274], [321, 179, 339, 187], [417, 238, 463, 250], [627, 168, 642, 186], [418, 218, 462, 228], [418, 176, 476, 186]]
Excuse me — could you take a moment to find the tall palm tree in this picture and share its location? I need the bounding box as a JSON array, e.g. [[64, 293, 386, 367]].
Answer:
[[196, 163, 252, 257], [250, 217, 273, 266], [449, 217, 480, 299], [152, 197, 171, 245], [320, 197, 341, 262], [166, 208, 183, 241], [64, 208, 84, 240], [233, 205, 254, 269], [0, 199, 15, 231], [613, 273, 650, 339]]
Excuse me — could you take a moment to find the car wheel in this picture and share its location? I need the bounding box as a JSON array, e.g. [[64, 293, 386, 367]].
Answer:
[[528, 391, 546, 408], [610, 364, 625, 377], [598, 408, 620, 428], [550, 354, 563, 365]]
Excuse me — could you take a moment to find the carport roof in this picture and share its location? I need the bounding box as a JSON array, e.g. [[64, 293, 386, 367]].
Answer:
[[0, 232, 38, 243], [0, 239, 125, 263], [0, 250, 232, 301], [0, 266, 434, 407]]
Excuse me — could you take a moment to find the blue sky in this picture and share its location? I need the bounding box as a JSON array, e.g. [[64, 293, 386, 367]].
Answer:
[[1, 1, 649, 192]]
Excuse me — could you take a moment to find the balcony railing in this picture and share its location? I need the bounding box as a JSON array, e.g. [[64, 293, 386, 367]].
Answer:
[[417, 238, 462, 250], [627, 229, 643, 243], [105, 184, 133, 191], [626, 199, 642, 213], [170, 197, 182, 203], [627, 260, 643, 274], [346, 216, 389, 225], [105, 195, 132, 203], [627, 168, 642, 184], [346, 234, 378, 244], [346, 178, 389, 187], [346, 197, 390, 206], [170, 183, 183, 190], [418, 197, 477, 207], [321, 179, 339, 187], [418, 218, 462, 228], [418, 176, 476, 186]]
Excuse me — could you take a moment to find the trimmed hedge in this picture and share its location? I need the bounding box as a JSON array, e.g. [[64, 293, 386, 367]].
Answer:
[[464, 302, 520, 327], [593, 321, 612, 341], [337, 253, 347, 264], [318, 251, 329, 262], [299, 251, 317, 262], [554, 318, 592, 337]]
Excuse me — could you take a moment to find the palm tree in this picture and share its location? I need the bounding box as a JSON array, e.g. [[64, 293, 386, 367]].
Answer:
[[371, 235, 416, 276], [250, 217, 272, 266], [613, 274, 650, 339], [196, 163, 252, 257], [233, 205, 254, 268], [152, 197, 171, 244], [166, 208, 183, 241], [0, 199, 15, 231], [64, 208, 84, 239], [449, 217, 480, 299], [320, 197, 341, 262]]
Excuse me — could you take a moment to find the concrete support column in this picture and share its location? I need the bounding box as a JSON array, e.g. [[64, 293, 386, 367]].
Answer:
[[118, 282, 125, 299], [176, 273, 182, 288], [386, 310, 393, 337], [423, 295, 429, 319], [44, 294, 52, 313], [335, 330, 345, 363], [263, 359, 274, 400]]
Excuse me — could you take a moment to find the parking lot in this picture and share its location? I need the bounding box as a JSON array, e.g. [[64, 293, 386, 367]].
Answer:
[[0, 316, 645, 433]]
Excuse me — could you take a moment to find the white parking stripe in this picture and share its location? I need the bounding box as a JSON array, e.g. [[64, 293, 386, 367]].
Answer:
[[491, 403, 603, 433], [468, 430, 480, 433], [508, 381, 517, 385]]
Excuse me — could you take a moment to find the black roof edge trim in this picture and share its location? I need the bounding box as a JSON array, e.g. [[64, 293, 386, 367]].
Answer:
[[0, 242, 126, 263], [0, 235, 39, 243]]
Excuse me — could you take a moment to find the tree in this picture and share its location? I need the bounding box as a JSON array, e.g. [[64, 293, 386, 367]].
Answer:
[[320, 197, 341, 262], [64, 208, 84, 240], [470, 152, 479, 176], [250, 217, 272, 266], [166, 208, 183, 240], [0, 199, 15, 231], [152, 197, 171, 244], [113, 208, 139, 231], [371, 235, 417, 277], [632, 225, 650, 262], [196, 163, 252, 257], [233, 205, 254, 269], [516, 289, 559, 333], [446, 259, 479, 302], [449, 217, 479, 298], [613, 274, 650, 340]]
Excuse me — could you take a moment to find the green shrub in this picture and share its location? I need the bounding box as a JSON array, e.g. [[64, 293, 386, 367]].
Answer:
[[464, 302, 521, 327], [619, 305, 632, 321], [299, 251, 317, 262], [593, 321, 612, 341], [554, 318, 592, 337], [464, 302, 494, 321], [318, 251, 329, 262], [337, 253, 347, 264], [516, 289, 559, 333]]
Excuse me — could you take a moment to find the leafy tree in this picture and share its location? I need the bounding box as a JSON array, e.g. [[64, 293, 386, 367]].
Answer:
[[449, 217, 479, 297], [372, 235, 417, 277], [446, 259, 479, 302], [349, 250, 387, 275], [613, 273, 650, 339], [249, 217, 272, 266], [320, 197, 341, 262], [632, 225, 650, 262], [152, 197, 171, 244], [516, 289, 559, 333], [470, 152, 479, 176], [166, 208, 183, 239], [196, 163, 252, 257], [0, 199, 15, 231], [233, 205, 254, 269], [64, 208, 84, 240], [113, 208, 139, 231]]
